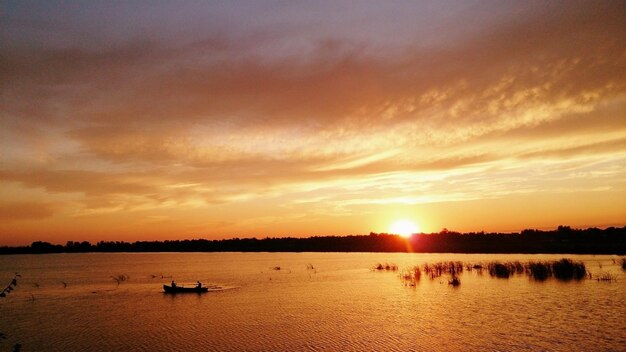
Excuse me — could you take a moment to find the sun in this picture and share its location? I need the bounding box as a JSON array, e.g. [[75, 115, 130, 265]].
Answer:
[[389, 219, 420, 238]]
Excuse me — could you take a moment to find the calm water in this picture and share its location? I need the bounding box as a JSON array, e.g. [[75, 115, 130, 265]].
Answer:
[[0, 253, 624, 351]]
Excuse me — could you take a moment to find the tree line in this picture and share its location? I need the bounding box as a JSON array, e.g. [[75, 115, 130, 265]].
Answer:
[[1, 226, 625, 255]]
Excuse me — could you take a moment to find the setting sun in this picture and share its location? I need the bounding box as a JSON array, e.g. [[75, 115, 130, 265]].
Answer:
[[389, 220, 420, 238]]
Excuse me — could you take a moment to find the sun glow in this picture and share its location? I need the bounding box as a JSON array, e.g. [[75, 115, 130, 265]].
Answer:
[[389, 219, 420, 238]]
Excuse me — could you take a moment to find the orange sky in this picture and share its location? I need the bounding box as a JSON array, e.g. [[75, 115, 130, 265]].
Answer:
[[1, 1, 625, 245]]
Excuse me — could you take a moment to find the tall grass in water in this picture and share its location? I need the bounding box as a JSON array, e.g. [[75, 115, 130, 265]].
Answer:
[[111, 274, 130, 286], [0, 273, 21, 298], [487, 262, 520, 278], [422, 261, 463, 279], [464, 263, 484, 275], [400, 266, 422, 286], [387, 258, 591, 286], [551, 259, 586, 280], [525, 259, 586, 281], [526, 262, 552, 281], [485, 259, 585, 281], [374, 263, 398, 271], [0, 275, 24, 352], [595, 272, 617, 281]]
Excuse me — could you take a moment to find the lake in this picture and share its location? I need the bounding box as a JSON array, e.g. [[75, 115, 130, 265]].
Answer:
[[0, 253, 625, 351]]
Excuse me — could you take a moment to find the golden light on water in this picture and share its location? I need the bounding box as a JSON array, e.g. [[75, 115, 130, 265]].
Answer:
[[389, 219, 420, 238]]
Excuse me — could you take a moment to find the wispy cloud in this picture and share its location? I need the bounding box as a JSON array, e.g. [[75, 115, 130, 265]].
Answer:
[[1, 1, 624, 243]]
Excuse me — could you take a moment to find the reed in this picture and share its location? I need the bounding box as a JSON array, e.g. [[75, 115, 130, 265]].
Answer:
[[524, 259, 586, 281], [405, 265, 422, 282], [111, 274, 130, 286], [413, 266, 421, 281], [487, 262, 515, 278], [468, 264, 484, 275], [448, 276, 461, 286], [526, 262, 552, 281], [595, 272, 617, 281], [374, 263, 398, 271], [421, 261, 463, 279], [450, 261, 464, 275], [551, 259, 586, 280], [512, 261, 525, 274], [0, 273, 21, 298], [0, 275, 24, 352], [389, 258, 591, 286], [464, 262, 485, 272], [484, 260, 570, 280], [400, 266, 422, 286]]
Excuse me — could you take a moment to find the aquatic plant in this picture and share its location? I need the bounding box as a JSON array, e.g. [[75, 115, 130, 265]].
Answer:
[[551, 259, 586, 280], [485, 261, 525, 278], [595, 272, 617, 282], [394, 258, 592, 287], [422, 262, 441, 279], [374, 263, 398, 271], [448, 276, 461, 286], [421, 261, 463, 279], [488, 262, 514, 278], [526, 262, 552, 281], [400, 266, 422, 286], [0, 275, 24, 352], [524, 259, 586, 281], [0, 273, 21, 298], [464, 262, 485, 272], [413, 266, 421, 281], [512, 261, 525, 274], [112, 274, 130, 286], [449, 261, 464, 275], [466, 263, 484, 275]]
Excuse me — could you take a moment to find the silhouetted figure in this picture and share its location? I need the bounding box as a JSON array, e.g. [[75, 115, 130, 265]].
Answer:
[[171, 280, 177, 288], [196, 281, 202, 289]]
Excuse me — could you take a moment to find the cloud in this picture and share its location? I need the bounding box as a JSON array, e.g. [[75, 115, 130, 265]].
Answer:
[[518, 138, 626, 160], [2, 2, 623, 132], [0, 169, 159, 196], [1, 1, 624, 241], [0, 201, 57, 221]]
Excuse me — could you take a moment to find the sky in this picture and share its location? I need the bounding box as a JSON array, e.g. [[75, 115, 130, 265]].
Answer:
[[1, 1, 625, 245]]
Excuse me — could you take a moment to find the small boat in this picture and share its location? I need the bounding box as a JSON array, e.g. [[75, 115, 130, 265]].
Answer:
[[163, 284, 208, 293]]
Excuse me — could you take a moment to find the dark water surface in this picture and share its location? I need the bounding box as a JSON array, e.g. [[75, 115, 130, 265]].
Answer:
[[0, 253, 624, 351]]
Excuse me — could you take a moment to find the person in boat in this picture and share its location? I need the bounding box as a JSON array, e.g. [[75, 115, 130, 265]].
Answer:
[[171, 280, 177, 288], [196, 281, 202, 289]]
